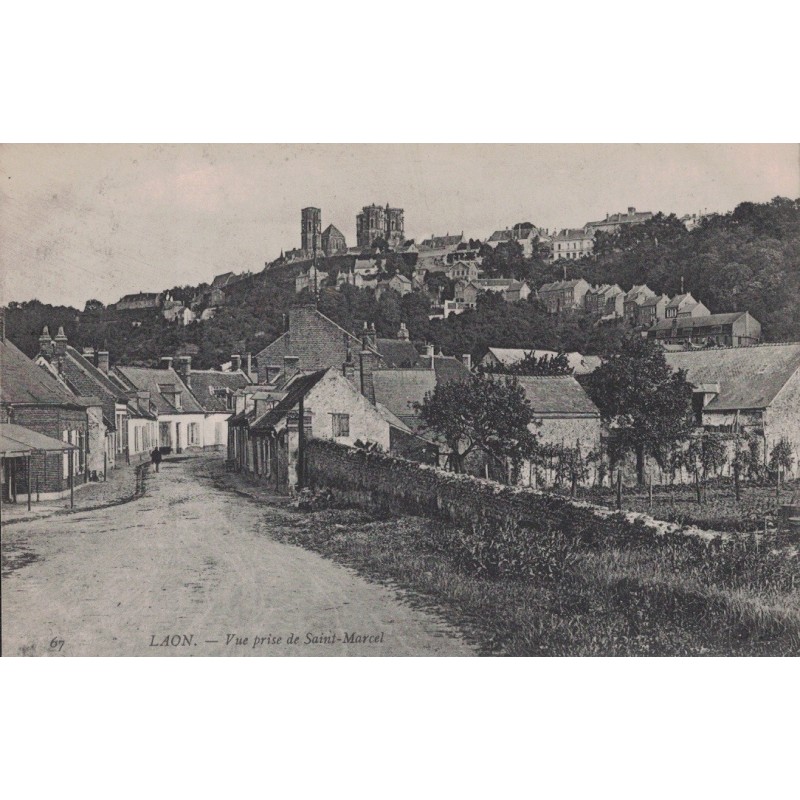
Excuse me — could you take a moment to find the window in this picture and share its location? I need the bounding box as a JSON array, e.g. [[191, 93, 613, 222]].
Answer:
[[188, 423, 200, 446], [331, 413, 350, 438]]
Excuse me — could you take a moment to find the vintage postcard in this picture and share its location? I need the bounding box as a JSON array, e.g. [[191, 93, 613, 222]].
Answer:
[[1, 143, 799, 656]]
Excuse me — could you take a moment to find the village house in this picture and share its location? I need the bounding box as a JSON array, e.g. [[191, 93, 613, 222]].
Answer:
[[584, 284, 625, 317], [538, 278, 591, 313], [636, 294, 670, 328], [447, 260, 481, 282], [623, 284, 658, 325], [648, 311, 761, 348], [208, 272, 238, 305], [551, 228, 594, 262], [35, 330, 129, 476], [498, 375, 602, 487], [181, 355, 252, 450], [455, 278, 532, 307], [375, 273, 413, 299], [229, 368, 410, 491], [485, 222, 542, 257], [294, 265, 329, 295], [0, 326, 89, 500], [113, 357, 206, 453], [664, 343, 800, 475], [253, 306, 393, 386], [585, 207, 654, 235], [664, 292, 711, 319], [116, 291, 163, 311]]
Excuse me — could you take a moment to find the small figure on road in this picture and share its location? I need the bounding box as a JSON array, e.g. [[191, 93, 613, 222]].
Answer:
[[150, 447, 162, 473]]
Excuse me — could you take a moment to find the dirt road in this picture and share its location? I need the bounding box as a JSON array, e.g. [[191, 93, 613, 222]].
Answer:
[[1, 455, 473, 656]]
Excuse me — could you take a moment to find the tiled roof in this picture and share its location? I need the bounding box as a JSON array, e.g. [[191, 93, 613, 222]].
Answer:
[[211, 272, 236, 289], [251, 369, 328, 431], [375, 339, 420, 368], [372, 369, 437, 432], [488, 230, 513, 242], [254, 307, 383, 371], [587, 210, 653, 227], [114, 366, 205, 414], [0, 422, 78, 455], [188, 370, 251, 412], [650, 312, 747, 332], [539, 279, 589, 292], [420, 234, 464, 249], [640, 293, 670, 307], [484, 348, 601, 375], [0, 338, 84, 407], [664, 343, 800, 411], [119, 292, 159, 303], [416, 355, 472, 384], [322, 224, 345, 238], [553, 228, 592, 241], [502, 375, 600, 416], [60, 346, 129, 426]]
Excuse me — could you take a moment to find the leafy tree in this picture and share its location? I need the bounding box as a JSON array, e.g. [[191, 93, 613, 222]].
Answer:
[[83, 299, 105, 313], [479, 351, 572, 376], [415, 374, 540, 480], [585, 336, 694, 484], [769, 437, 795, 482]]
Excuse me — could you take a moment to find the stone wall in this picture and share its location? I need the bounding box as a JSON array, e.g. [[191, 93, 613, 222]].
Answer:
[[305, 438, 724, 542]]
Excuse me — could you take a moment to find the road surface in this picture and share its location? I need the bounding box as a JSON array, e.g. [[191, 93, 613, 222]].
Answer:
[[1, 455, 473, 656]]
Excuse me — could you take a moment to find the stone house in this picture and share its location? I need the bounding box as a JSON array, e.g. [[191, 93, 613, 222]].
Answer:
[[636, 294, 670, 328], [664, 292, 710, 319], [585, 207, 653, 235], [649, 311, 761, 348], [506, 375, 602, 487], [584, 284, 624, 317], [114, 357, 206, 453], [550, 228, 594, 262], [623, 284, 657, 325], [35, 330, 128, 476], [229, 367, 410, 492], [664, 343, 800, 476], [183, 361, 252, 450], [116, 291, 163, 311], [447, 260, 481, 282], [295, 266, 329, 295], [0, 330, 90, 499], [538, 278, 591, 313]]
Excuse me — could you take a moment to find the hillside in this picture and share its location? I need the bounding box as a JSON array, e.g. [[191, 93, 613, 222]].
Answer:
[[4, 197, 798, 368]]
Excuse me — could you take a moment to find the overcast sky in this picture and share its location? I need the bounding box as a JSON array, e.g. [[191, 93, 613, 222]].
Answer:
[[1, 144, 798, 309]]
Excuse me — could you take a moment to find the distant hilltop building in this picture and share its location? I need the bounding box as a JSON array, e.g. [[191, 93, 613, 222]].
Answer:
[[297, 207, 347, 258], [585, 207, 654, 234], [301, 207, 322, 254], [321, 224, 347, 256], [356, 203, 404, 248]]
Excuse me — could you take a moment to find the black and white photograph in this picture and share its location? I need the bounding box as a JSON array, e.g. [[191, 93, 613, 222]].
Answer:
[[2, 143, 798, 658]]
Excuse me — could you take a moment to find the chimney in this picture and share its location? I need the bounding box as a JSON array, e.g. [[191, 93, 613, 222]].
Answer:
[[283, 356, 300, 377], [176, 355, 192, 388], [343, 338, 356, 383], [160, 356, 173, 370], [97, 350, 110, 374], [359, 349, 375, 404], [245, 353, 253, 379], [53, 326, 68, 374], [82, 346, 95, 358], [462, 354, 472, 370], [39, 325, 53, 356], [426, 343, 435, 360], [397, 322, 409, 341], [628, 206, 636, 215], [231, 354, 242, 372]]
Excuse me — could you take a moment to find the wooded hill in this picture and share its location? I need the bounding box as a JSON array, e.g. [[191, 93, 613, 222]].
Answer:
[[4, 197, 798, 369]]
